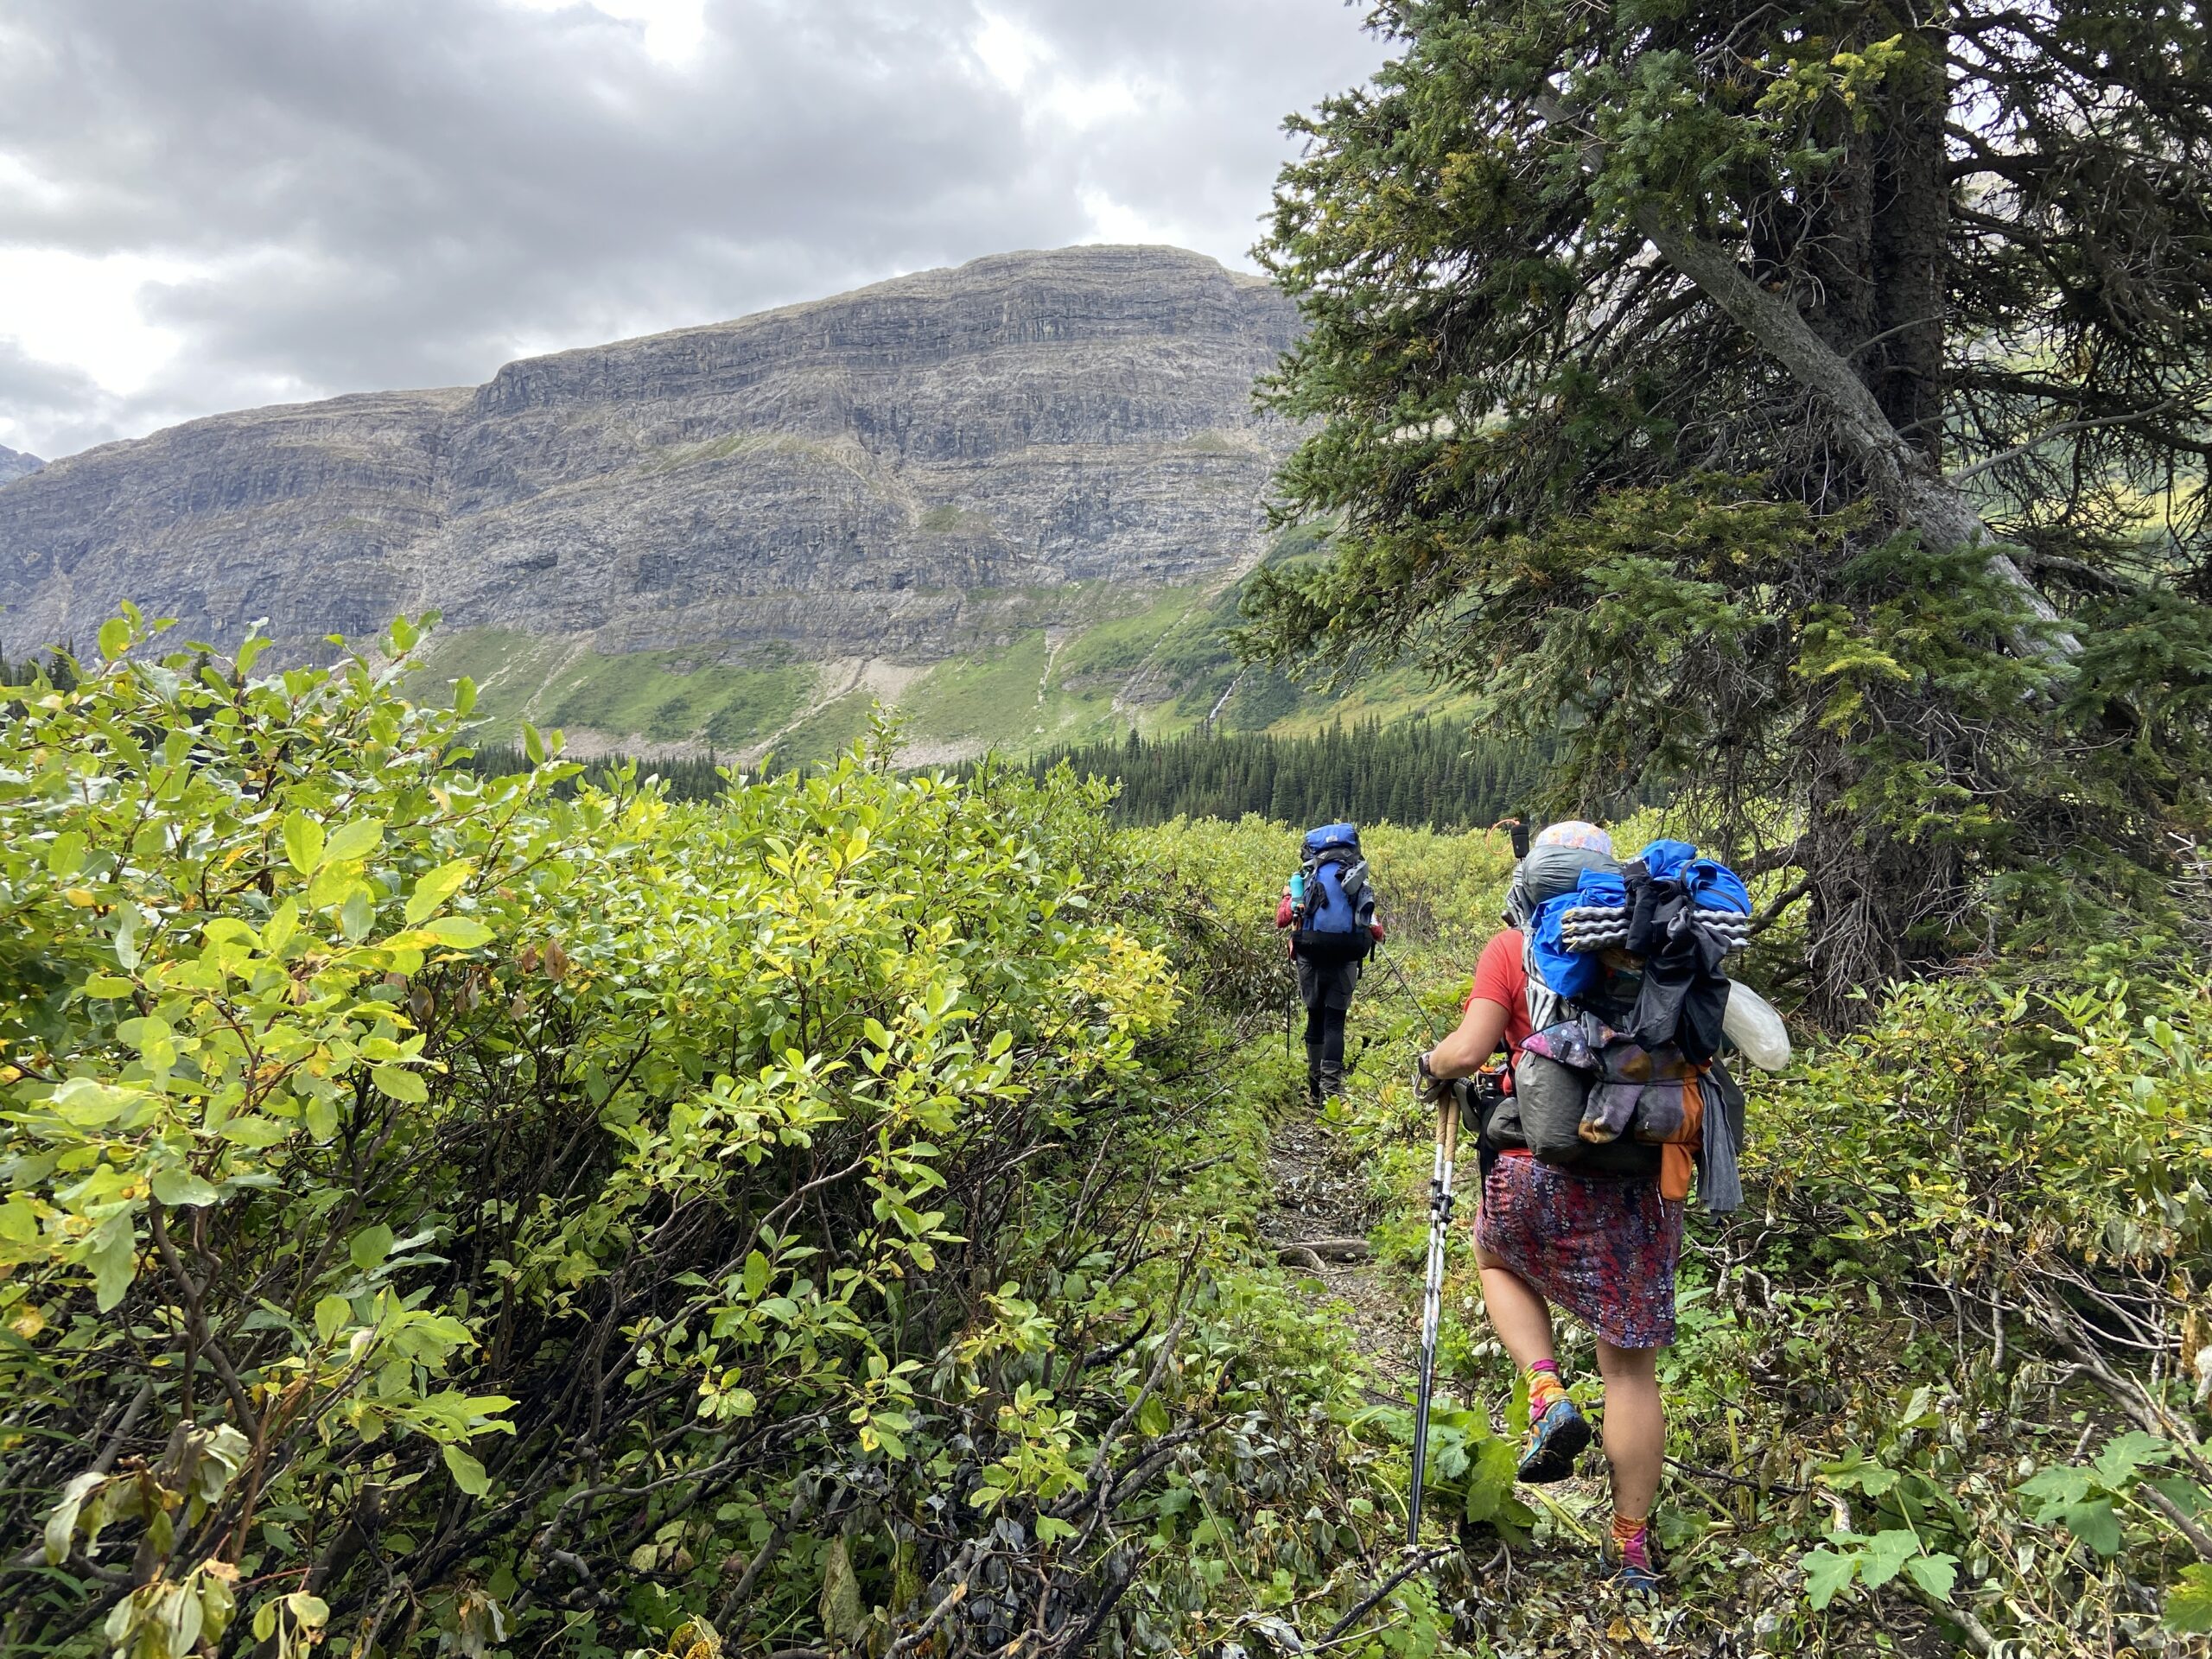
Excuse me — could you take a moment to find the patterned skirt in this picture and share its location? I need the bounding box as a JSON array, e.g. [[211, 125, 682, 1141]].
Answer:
[[1474, 1153, 1684, 1350]]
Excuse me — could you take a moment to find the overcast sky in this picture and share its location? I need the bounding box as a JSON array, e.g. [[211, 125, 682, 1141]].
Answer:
[[0, 0, 1388, 460]]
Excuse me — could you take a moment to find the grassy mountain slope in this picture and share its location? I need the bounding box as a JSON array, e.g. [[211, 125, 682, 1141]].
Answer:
[[410, 556, 1483, 767]]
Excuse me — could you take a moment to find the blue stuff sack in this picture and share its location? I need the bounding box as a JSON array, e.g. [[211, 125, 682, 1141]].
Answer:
[[1572, 867, 1627, 910], [1529, 893, 1606, 1001], [1636, 839, 1700, 883], [1684, 858, 1751, 915]]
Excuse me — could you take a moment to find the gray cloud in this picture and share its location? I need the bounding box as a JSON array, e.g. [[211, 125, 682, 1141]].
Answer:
[[0, 0, 1386, 456]]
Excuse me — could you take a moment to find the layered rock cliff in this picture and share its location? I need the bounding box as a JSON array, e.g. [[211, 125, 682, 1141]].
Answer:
[[0, 247, 1300, 661], [0, 446, 41, 486]]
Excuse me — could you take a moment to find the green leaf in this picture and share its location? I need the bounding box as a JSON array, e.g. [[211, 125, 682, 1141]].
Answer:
[[44, 1471, 105, 1564], [315, 1294, 351, 1344], [340, 888, 375, 943], [112, 906, 142, 972], [1902, 1551, 1959, 1602], [220, 1114, 296, 1149], [404, 860, 475, 925], [304, 1095, 340, 1142], [1821, 1451, 1900, 1497], [1855, 1529, 1919, 1588], [283, 812, 326, 877], [2166, 1564, 2212, 1634], [46, 832, 88, 877], [2019, 1465, 2091, 1510], [81, 975, 136, 998], [322, 818, 385, 867], [421, 915, 493, 949], [2057, 1497, 2124, 1556], [1801, 1547, 1859, 1611], [150, 1166, 220, 1209], [372, 1064, 428, 1104], [442, 1445, 491, 1497], [50, 1077, 135, 1125], [263, 899, 299, 956], [350, 1224, 396, 1272], [453, 676, 477, 717], [99, 616, 132, 661], [743, 1250, 770, 1298], [86, 1217, 137, 1313], [284, 1592, 330, 1628], [0, 1198, 36, 1243], [2091, 1431, 2171, 1490]]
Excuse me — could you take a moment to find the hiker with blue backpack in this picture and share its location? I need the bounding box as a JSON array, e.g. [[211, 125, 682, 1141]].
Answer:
[[1411, 822, 1786, 1594], [1275, 823, 1386, 1105]]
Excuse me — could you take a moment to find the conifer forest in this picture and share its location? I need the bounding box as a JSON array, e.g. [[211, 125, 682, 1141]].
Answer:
[[6, 2, 2212, 1656]]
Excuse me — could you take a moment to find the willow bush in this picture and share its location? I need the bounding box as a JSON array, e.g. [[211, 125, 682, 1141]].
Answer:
[[0, 612, 1419, 1659]]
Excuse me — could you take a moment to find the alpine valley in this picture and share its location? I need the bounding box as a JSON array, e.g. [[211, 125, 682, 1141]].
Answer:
[[0, 245, 1466, 762]]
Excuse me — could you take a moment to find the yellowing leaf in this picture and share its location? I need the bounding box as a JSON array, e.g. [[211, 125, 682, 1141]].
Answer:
[[422, 916, 493, 949], [405, 860, 476, 925], [442, 1445, 491, 1497], [283, 812, 325, 877]]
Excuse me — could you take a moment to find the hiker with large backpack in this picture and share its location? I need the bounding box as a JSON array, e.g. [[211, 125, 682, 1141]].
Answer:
[[1411, 821, 1775, 1595], [1275, 822, 1386, 1105]]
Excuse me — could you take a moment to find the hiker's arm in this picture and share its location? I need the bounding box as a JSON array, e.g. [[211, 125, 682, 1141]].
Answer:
[[1423, 995, 1511, 1080], [1274, 891, 1295, 930]]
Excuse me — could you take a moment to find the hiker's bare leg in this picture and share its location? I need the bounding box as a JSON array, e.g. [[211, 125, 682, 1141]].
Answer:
[[1474, 1246, 1556, 1371], [1594, 1338, 1663, 1518]]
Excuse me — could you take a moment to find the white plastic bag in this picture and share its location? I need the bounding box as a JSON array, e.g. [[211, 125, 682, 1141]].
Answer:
[[1721, 980, 1791, 1071]]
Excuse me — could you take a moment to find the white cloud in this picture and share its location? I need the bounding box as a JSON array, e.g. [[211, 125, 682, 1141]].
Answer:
[[0, 0, 1390, 458], [0, 249, 188, 397], [970, 9, 1047, 92], [498, 0, 709, 65]]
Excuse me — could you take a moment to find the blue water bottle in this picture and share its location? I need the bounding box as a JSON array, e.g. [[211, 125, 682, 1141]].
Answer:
[[1288, 869, 1306, 906]]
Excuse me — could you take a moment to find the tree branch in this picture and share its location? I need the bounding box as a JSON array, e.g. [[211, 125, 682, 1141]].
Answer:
[[1946, 405, 2173, 486], [1529, 86, 2078, 663]]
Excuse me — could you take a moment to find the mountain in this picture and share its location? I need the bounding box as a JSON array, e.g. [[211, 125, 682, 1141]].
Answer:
[[0, 247, 1471, 758], [0, 247, 1290, 645], [0, 445, 41, 485]]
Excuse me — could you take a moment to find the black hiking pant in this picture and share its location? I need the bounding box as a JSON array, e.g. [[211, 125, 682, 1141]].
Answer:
[[1304, 1003, 1348, 1103]]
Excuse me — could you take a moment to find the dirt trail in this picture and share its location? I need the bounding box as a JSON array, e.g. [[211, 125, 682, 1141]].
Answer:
[[1261, 1104, 1416, 1387]]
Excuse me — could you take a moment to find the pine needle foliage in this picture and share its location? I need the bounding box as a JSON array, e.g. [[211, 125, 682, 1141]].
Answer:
[[1245, 0, 2212, 1014], [1006, 719, 1555, 830]]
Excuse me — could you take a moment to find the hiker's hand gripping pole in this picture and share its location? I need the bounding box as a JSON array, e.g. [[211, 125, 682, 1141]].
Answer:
[[1407, 1079, 1461, 1546]]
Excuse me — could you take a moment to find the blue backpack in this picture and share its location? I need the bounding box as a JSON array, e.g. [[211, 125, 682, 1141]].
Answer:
[[1293, 823, 1376, 961]]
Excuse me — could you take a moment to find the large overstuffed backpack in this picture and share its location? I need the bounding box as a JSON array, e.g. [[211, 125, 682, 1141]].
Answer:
[[1502, 839, 1754, 1208], [1292, 823, 1376, 966]]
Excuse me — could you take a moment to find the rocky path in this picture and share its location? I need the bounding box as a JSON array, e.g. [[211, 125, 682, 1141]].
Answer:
[[1261, 1105, 1416, 1388]]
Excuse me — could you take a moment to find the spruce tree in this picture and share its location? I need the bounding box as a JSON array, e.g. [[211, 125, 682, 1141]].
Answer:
[[1248, 0, 2212, 1011]]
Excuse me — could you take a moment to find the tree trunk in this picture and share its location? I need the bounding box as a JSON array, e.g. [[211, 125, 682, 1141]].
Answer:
[[1866, 23, 1952, 461]]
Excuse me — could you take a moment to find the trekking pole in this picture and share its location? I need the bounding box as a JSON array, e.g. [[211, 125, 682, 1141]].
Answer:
[[1407, 1077, 1461, 1546], [1373, 942, 1441, 1048]]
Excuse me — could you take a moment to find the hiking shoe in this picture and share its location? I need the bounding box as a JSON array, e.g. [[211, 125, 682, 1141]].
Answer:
[[1516, 1396, 1592, 1484], [1604, 1556, 1663, 1598]]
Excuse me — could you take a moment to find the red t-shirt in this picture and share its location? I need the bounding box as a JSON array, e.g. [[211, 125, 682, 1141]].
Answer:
[[1465, 927, 1533, 1061]]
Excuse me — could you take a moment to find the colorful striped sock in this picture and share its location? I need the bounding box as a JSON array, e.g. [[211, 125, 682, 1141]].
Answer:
[[1611, 1511, 1652, 1570], [1526, 1359, 1566, 1416]]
